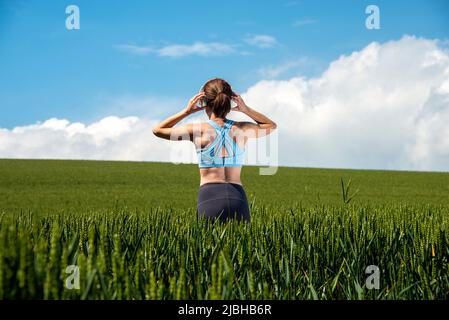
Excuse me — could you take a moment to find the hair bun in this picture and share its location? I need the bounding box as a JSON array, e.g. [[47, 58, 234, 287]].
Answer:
[[202, 78, 233, 118], [215, 91, 227, 99]]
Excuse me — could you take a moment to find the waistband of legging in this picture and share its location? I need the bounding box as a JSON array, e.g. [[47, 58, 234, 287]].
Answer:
[[199, 182, 244, 189]]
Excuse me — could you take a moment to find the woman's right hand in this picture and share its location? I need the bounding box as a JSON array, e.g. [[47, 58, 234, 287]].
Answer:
[[184, 92, 206, 114], [231, 94, 248, 113]]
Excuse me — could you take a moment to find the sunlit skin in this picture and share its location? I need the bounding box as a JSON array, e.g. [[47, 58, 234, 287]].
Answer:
[[152, 92, 277, 186]]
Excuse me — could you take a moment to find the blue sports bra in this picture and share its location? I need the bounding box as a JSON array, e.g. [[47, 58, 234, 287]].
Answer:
[[197, 119, 246, 168]]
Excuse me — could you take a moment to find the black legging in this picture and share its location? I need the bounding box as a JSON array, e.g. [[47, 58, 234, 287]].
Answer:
[[197, 182, 250, 223]]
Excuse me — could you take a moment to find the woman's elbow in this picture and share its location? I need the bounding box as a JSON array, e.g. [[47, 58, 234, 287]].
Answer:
[[152, 126, 161, 137], [270, 122, 277, 130]]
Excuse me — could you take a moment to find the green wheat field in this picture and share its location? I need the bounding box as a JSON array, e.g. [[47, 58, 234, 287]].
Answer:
[[0, 159, 449, 299]]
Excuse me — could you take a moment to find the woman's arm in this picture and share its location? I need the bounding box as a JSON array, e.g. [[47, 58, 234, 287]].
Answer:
[[152, 92, 205, 141], [232, 94, 277, 139]]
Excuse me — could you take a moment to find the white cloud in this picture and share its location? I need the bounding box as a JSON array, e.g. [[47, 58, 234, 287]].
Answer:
[[292, 18, 317, 27], [114, 44, 154, 55], [244, 35, 278, 48], [0, 111, 267, 166], [240, 35, 449, 171], [258, 58, 308, 78], [116, 35, 278, 58], [2, 35, 449, 172], [0, 116, 170, 161], [158, 41, 236, 57], [115, 41, 236, 58]]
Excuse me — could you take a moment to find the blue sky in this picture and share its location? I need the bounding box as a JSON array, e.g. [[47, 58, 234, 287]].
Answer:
[[1, 0, 448, 129]]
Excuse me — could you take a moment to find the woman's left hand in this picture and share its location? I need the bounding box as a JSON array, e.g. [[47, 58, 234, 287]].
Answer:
[[184, 92, 206, 114]]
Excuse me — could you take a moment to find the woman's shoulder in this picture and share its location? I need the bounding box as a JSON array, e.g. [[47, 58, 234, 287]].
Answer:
[[226, 119, 246, 126], [226, 119, 244, 130], [227, 120, 253, 130]]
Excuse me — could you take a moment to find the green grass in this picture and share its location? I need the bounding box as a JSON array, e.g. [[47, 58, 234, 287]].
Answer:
[[1, 159, 448, 213], [0, 159, 448, 299]]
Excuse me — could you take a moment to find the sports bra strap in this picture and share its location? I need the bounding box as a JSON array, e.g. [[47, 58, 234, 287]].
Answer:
[[206, 119, 221, 131], [224, 119, 234, 129], [198, 119, 244, 168]]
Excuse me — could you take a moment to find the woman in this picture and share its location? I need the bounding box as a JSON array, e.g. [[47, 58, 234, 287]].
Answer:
[[152, 78, 277, 222]]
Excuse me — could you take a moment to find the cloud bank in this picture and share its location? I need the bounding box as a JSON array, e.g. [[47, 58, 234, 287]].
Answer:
[[2, 35, 449, 172], [243, 35, 449, 171], [0, 116, 170, 161]]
